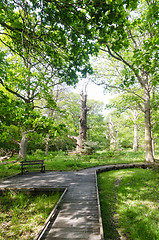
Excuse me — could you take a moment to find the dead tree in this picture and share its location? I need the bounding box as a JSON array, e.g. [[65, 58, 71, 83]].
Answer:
[[76, 91, 87, 151], [69, 91, 89, 153]]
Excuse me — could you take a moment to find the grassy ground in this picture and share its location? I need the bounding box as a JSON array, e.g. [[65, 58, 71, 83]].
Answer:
[[0, 190, 61, 240], [98, 167, 159, 240], [0, 149, 147, 179]]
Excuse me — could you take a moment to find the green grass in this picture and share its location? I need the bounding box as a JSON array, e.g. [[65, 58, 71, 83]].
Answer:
[[98, 167, 159, 240], [0, 161, 21, 179], [0, 149, 146, 179], [0, 190, 61, 240]]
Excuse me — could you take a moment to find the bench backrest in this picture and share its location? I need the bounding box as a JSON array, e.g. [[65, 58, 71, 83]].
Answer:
[[21, 160, 44, 165]]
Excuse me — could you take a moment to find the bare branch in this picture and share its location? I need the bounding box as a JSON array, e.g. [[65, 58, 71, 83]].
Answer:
[[127, 29, 138, 49], [102, 82, 145, 102]]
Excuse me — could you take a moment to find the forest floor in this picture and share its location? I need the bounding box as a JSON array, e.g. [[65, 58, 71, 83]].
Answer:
[[0, 149, 154, 179], [98, 166, 159, 240]]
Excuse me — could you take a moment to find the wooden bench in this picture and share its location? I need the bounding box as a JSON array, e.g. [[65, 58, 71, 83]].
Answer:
[[21, 160, 45, 175]]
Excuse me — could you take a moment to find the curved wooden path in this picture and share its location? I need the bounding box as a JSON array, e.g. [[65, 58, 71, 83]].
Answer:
[[0, 163, 152, 240]]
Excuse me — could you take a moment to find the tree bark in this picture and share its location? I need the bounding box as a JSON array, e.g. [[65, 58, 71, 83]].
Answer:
[[18, 132, 28, 160], [143, 81, 154, 162], [77, 91, 88, 152], [132, 110, 138, 152], [45, 134, 50, 156], [133, 123, 138, 151], [109, 117, 116, 151]]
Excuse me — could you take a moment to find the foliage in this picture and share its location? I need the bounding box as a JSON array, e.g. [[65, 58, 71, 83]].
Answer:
[[0, 0, 158, 161], [105, 95, 145, 149], [0, 89, 48, 151], [98, 167, 159, 240], [0, 0, 96, 83], [46, 90, 107, 152], [88, 0, 159, 161], [82, 141, 99, 155]]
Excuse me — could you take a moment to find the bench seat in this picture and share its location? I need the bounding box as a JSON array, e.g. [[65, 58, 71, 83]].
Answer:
[[21, 160, 45, 175]]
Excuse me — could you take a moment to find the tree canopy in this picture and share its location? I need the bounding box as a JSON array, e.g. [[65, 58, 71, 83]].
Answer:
[[0, 0, 158, 162]]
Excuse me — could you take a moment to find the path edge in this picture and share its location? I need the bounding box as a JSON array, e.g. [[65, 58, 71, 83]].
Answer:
[[95, 170, 104, 240], [95, 162, 154, 240], [34, 187, 68, 240]]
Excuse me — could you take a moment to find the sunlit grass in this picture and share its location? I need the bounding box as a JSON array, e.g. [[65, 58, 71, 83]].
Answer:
[[0, 190, 61, 240], [0, 162, 20, 179], [98, 167, 159, 240], [0, 149, 146, 179], [27, 149, 145, 171]]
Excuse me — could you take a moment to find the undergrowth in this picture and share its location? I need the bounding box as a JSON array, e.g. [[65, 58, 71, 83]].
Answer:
[[0, 190, 61, 240], [0, 149, 151, 179]]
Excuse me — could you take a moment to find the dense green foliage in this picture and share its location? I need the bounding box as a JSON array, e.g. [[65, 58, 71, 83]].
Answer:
[[0, 0, 158, 161]]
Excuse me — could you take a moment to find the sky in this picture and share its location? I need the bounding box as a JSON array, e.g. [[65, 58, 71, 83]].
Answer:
[[72, 80, 115, 116]]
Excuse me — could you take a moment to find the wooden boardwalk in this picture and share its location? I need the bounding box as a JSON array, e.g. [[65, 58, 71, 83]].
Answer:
[[41, 170, 102, 240], [0, 163, 151, 240]]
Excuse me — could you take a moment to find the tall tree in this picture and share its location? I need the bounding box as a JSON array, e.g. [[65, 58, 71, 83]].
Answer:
[[51, 89, 106, 152], [0, 0, 97, 158], [0, 51, 58, 159], [77, 91, 88, 151], [88, 0, 158, 162], [106, 94, 144, 151]]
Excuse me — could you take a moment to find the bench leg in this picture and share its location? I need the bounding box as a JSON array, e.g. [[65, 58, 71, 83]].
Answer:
[[41, 166, 45, 173]]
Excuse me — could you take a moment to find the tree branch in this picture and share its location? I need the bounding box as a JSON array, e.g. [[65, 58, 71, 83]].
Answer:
[[101, 45, 146, 89], [0, 78, 29, 103], [0, 20, 23, 32], [102, 82, 145, 102], [127, 29, 138, 49]]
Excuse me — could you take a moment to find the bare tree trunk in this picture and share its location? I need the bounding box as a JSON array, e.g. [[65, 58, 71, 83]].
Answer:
[[109, 117, 116, 151], [0, 150, 15, 161], [115, 129, 119, 150], [152, 138, 155, 158], [45, 134, 50, 155], [132, 110, 138, 152], [133, 123, 138, 151], [144, 85, 154, 162], [77, 91, 88, 152], [18, 132, 28, 160]]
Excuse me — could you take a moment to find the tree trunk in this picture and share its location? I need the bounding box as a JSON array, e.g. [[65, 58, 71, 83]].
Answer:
[[115, 129, 119, 150], [18, 132, 28, 160], [77, 91, 87, 152], [144, 86, 154, 162], [45, 134, 50, 156], [133, 123, 138, 151], [133, 110, 138, 152], [152, 138, 155, 158], [109, 117, 116, 151]]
